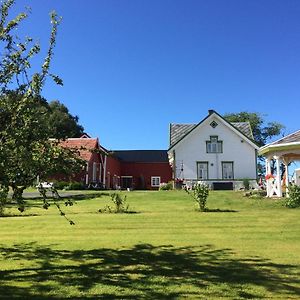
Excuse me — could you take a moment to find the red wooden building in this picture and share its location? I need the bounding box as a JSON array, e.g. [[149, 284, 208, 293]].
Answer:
[[58, 135, 108, 187], [58, 135, 172, 190], [106, 150, 172, 190]]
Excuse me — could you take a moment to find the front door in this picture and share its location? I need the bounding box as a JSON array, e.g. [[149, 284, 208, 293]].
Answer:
[[121, 176, 133, 189]]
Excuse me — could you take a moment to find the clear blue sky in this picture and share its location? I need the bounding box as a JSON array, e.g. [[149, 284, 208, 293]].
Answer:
[[11, 0, 300, 150]]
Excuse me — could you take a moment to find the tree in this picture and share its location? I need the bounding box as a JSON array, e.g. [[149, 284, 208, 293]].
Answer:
[[0, 0, 84, 215], [47, 100, 84, 139], [224, 111, 285, 147]]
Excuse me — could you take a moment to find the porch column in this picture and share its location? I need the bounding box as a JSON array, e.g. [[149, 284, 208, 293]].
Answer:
[[274, 156, 282, 197], [265, 158, 271, 197], [285, 163, 289, 197], [283, 157, 290, 197]]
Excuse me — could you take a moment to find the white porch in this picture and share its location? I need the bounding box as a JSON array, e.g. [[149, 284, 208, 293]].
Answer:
[[259, 136, 300, 197]]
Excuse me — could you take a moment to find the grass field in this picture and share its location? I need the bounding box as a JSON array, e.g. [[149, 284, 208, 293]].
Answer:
[[0, 190, 300, 299]]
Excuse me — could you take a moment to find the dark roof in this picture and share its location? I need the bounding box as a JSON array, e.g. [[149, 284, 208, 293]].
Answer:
[[231, 122, 254, 140], [112, 150, 169, 163], [170, 118, 254, 148], [269, 129, 300, 145], [170, 124, 196, 148]]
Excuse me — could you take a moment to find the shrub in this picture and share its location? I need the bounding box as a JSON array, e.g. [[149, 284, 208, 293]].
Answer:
[[66, 182, 85, 190], [285, 185, 300, 208], [53, 181, 69, 190], [243, 178, 250, 190], [186, 182, 209, 212], [159, 182, 173, 191], [99, 193, 129, 213]]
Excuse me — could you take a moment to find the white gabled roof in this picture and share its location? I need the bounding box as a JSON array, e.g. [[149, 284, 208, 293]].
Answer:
[[169, 110, 259, 151]]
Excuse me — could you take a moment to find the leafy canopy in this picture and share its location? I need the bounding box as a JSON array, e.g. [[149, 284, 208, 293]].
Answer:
[[0, 0, 84, 215], [47, 100, 85, 139], [224, 111, 285, 147]]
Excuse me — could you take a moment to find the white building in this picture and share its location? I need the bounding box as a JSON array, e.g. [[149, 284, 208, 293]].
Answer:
[[168, 110, 259, 190]]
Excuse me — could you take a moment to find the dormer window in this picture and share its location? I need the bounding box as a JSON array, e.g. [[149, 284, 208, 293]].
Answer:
[[206, 136, 223, 153]]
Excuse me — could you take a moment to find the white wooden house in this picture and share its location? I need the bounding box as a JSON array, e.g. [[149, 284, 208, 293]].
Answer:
[[168, 110, 259, 190]]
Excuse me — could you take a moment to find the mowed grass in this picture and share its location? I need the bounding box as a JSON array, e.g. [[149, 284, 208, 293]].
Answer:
[[0, 190, 300, 299]]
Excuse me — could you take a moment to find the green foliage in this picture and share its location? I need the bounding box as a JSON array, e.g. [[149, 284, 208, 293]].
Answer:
[[47, 100, 85, 139], [0, 1, 84, 214], [186, 182, 209, 211], [53, 181, 69, 190], [65, 182, 85, 190], [0, 185, 9, 216], [285, 185, 300, 208], [224, 111, 285, 147], [243, 178, 250, 190], [159, 181, 173, 191], [99, 193, 129, 213]]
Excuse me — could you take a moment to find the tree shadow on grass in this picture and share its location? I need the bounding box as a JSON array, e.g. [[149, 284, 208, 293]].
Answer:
[[23, 192, 110, 202], [204, 208, 238, 213], [0, 243, 299, 299]]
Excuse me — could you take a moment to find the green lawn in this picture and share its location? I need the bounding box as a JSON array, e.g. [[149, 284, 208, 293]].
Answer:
[[0, 190, 300, 299]]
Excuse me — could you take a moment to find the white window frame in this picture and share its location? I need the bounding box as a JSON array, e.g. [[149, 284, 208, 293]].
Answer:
[[197, 162, 209, 180], [206, 136, 223, 153], [222, 161, 234, 179], [151, 176, 161, 187]]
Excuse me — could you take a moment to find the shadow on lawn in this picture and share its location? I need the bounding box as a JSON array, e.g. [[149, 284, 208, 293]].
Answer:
[[203, 208, 238, 213], [0, 243, 299, 299], [24, 192, 110, 201]]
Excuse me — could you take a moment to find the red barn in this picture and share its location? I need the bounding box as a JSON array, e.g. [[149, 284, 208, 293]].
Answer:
[[57, 135, 108, 187], [54, 135, 172, 190]]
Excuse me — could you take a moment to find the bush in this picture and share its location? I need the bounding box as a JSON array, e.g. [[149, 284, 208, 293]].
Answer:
[[99, 193, 129, 213], [66, 182, 85, 190], [186, 182, 209, 212], [285, 185, 300, 208], [159, 182, 173, 191], [53, 181, 69, 190], [243, 178, 250, 190]]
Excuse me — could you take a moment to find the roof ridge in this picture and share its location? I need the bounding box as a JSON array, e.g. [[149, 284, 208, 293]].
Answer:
[[66, 137, 97, 140], [170, 123, 197, 126], [113, 149, 168, 152], [268, 129, 300, 146]]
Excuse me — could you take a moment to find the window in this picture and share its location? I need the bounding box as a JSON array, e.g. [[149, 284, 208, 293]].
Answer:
[[99, 163, 102, 182], [92, 162, 97, 182], [222, 162, 234, 179], [151, 176, 161, 187], [197, 162, 208, 180], [206, 136, 223, 153]]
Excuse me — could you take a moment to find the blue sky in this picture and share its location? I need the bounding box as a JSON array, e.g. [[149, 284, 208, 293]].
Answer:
[[11, 0, 300, 150]]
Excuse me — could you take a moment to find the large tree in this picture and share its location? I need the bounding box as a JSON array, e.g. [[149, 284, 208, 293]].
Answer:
[[224, 111, 285, 147], [47, 100, 85, 139], [0, 0, 84, 215]]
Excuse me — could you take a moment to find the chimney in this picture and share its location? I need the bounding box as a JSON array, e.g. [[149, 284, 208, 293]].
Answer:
[[208, 109, 215, 115]]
